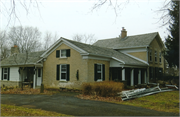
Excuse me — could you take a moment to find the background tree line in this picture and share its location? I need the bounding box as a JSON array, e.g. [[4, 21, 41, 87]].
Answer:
[[0, 26, 96, 61]]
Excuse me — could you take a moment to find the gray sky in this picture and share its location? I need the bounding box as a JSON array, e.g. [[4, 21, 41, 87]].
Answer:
[[1, 0, 169, 42]]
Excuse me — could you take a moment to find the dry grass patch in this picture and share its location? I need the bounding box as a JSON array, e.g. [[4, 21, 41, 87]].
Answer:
[[117, 91, 179, 114], [1, 104, 72, 116], [0, 87, 59, 95]]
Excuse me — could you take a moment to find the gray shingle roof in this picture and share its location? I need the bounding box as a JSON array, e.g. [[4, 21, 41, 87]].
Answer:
[[1, 51, 45, 66], [93, 32, 158, 49], [62, 38, 147, 66]]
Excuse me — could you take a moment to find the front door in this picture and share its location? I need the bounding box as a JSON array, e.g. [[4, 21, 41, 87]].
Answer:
[[37, 68, 42, 86]]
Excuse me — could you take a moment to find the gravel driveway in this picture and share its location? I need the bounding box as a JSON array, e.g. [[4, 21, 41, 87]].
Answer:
[[1, 92, 178, 116]]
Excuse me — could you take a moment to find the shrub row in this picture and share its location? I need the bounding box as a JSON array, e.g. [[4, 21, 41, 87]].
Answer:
[[81, 81, 124, 97]]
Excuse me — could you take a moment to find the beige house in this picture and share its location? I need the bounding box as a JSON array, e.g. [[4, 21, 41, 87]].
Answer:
[[0, 28, 165, 89]]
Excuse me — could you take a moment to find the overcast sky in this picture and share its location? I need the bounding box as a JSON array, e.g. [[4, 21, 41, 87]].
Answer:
[[1, 0, 169, 42]]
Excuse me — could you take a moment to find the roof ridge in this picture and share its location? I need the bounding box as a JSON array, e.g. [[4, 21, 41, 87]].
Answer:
[[95, 32, 158, 41], [62, 37, 116, 51]]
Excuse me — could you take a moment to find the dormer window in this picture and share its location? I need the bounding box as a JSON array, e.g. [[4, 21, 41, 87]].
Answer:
[[56, 49, 70, 58]]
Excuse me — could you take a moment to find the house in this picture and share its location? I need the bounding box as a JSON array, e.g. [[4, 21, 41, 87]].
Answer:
[[0, 27, 165, 89]]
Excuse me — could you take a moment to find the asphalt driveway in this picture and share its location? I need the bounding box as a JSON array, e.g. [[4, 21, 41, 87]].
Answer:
[[1, 92, 178, 116]]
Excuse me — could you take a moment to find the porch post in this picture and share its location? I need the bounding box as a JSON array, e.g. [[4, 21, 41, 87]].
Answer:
[[41, 68, 42, 84], [144, 70, 147, 83], [131, 69, 134, 86], [33, 68, 36, 89], [138, 69, 141, 84], [122, 69, 125, 81], [147, 67, 149, 83]]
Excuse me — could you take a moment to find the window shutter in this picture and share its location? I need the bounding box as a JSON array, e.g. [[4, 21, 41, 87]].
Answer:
[[66, 49, 70, 57], [102, 64, 105, 81], [56, 65, 60, 80], [67, 64, 70, 81], [94, 64, 97, 81], [1, 68, 3, 80], [56, 50, 60, 58], [8, 68, 10, 81]]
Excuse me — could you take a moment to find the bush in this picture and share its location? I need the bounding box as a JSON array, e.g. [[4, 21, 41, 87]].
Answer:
[[81, 81, 124, 97], [82, 83, 93, 95]]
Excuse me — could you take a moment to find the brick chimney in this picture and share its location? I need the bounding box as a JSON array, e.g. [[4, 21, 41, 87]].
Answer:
[[11, 44, 20, 55], [120, 27, 127, 39]]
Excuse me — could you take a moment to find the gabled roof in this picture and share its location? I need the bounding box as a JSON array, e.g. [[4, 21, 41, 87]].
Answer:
[[93, 32, 161, 49], [61, 38, 148, 66], [1, 51, 45, 66]]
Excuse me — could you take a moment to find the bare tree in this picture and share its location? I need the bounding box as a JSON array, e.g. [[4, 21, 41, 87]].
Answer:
[[1, 0, 41, 26], [8, 26, 42, 53], [43, 32, 52, 50], [0, 30, 11, 60], [72, 34, 97, 44], [43, 31, 60, 50], [91, 0, 130, 16]]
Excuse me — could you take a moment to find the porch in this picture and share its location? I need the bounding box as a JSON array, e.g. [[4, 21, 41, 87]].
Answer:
[[109, 67, 148, 86], [19, 67, 42, 89]]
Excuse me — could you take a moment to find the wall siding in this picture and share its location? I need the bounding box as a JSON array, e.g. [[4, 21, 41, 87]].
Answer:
[[10, 67, 20, 81], [128, 52, 147, 62], [43, 43, 88, 89], [149, 38, 164, 70]]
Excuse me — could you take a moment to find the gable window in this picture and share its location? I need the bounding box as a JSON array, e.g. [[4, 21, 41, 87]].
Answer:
[[1, 68, 10, 80], [155, 51, 157, 63], [94, 64, 105, 81], [56, 49, 70, 58], [149, 49, 152, 62], [56, 64, 70, 81], [159, 52, 162, 63], [61, 50, 67, 58]]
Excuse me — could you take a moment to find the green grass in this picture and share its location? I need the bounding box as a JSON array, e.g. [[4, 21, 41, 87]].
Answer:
[[116, 91, 179, 114], [1, 104, 72, 116]]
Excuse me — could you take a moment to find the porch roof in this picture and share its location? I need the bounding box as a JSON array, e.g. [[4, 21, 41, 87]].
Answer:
[[1, 51, 45, 67]]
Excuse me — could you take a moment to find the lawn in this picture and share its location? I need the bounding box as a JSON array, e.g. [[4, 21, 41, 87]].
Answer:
[[117, 91, 179, 114], [1, 104, 72, 116], [77, 91, 179, 114]]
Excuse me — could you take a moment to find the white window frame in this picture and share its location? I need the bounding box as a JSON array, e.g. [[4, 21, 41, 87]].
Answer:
[[149, 49, 152, 62], [97, 64, 103, 81], [155, 51, 157, 63], [159, 52, 162, 63], [60, 64, 67, 81], [60, 49, 67, 58], [3, 68, 8, 81]]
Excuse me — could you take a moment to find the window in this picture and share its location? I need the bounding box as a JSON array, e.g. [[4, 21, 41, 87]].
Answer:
[[38, 68, 41, 77], [94, 64, 105, 81], [155, 51, 157, 62], [1, 68, 10, 80], [159, 52, 162, 63], [97, 64, 103, 81], [60, 50, 67, 58], [3, 68, 8, 79], [56, 49, 70, 58], [56, 64, 70, 81], [149, 49, 152, 62], [60, 65, 67, 81]]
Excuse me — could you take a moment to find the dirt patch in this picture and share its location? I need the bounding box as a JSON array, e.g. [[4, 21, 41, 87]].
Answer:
[[76, 94, 123, 103]]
